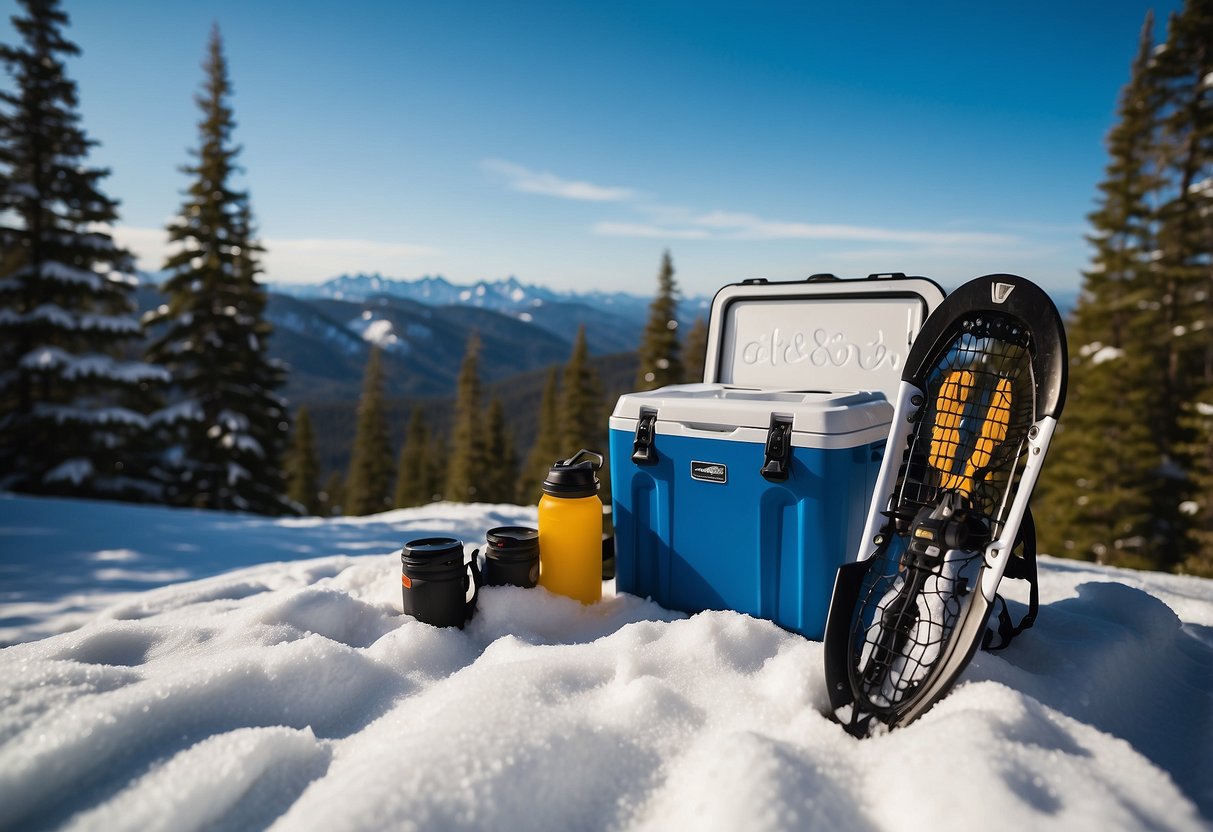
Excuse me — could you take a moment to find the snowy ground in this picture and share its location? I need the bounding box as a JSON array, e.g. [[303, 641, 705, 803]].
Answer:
[[1, 494, 1211, 831]]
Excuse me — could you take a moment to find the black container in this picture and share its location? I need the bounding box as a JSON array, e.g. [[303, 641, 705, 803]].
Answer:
[[400, 537, 480, 628], [483, 526, 540, 588]]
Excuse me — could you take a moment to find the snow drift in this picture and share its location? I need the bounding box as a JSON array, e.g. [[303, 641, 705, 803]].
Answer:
[[1, 495, 1210, 830]]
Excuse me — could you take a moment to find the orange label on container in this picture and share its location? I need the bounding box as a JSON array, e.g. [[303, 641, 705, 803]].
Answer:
[[401, 574, 412, 589]]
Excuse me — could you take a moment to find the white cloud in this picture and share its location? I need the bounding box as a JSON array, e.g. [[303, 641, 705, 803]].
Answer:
[[588, 208, 1020, 248], [482, 159, 636, 202], [111, 225, 172, 269], [689, 211, 1018, 246], [112, 226, 440, 283], [592, 221, 711, 240]]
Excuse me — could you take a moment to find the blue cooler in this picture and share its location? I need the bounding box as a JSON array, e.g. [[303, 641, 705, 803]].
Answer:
[[608, 274, 945, 639]]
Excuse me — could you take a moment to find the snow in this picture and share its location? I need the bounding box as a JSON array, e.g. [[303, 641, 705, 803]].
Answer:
[[42, 459, 94, 486], [1090, 345, 1124, 365], [11, 261, 104, 290], [150, 400, 204, 425], [17, 348, 169, 384], [34, 404, 148, 428], [346, 314, 404, 352], [0, 494, 1210, 830]]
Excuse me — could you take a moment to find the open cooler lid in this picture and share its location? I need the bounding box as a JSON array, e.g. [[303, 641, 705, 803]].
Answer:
[[703, 274, 945, 401]]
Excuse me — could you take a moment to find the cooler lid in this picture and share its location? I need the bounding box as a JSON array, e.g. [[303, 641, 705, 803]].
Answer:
[[611, 384, 893, 439], [703, 274, 945, 400]]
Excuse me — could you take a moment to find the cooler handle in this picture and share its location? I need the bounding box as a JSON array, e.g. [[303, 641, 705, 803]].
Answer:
[[632, 407, 659, 465]]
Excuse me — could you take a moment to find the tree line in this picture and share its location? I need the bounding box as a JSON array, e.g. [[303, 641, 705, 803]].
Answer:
[[0, 0, 703, 517], [285, 250, 710, 516], [12, 0, 1207, 579], [1035, 1, 1212, 577], [1, 2, 289, 513]]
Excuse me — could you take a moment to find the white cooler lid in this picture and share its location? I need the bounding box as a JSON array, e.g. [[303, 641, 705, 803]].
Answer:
[[703, 276, 945, 401], [611, 383, 893, 446]]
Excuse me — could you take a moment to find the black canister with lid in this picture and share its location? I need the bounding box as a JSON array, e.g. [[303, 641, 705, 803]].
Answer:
[[483, 526, 540, 588], [400, 537, 480, 628]]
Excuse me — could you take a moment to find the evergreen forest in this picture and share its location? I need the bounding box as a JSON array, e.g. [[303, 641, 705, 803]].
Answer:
[[1, 0, 1211, 577]]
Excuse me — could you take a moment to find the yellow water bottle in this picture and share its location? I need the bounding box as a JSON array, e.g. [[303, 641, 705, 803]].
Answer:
[[538, 449, 604, 604]]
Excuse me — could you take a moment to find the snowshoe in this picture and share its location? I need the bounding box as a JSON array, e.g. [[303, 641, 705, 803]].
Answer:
[[822, 273, 1067, 737]]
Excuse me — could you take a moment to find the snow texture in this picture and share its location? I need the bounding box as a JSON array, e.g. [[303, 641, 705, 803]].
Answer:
[[11, 261, 104, 290], [0, 494, 1211, 830], [150, 400, 205, 425], [0, 306, 141, 334], [346, 312, 405, 353], [42, 459, 94, 486], [17, 348, 169, 384], [33, 404, 148, 428], [1090, 345, 1124, 365]]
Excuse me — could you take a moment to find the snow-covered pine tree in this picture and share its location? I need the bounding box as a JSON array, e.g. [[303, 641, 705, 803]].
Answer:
[[344, 347, 394, 516], [516, 366, 561, 504], [445, 333, 483, 503], [1149, 0, 1212, 566], [0, 0, 167, 501], [144, 26, 291, 515], [394, 407, 433, 508], [1034, 13, 1169, 569], [284, 404, 320, 515], [635, 250, 683, 391]]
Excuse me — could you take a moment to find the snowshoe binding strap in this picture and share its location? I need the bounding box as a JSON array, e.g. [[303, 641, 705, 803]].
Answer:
[[982, 505, 1038, 652], [822, 273, 1067, 737]]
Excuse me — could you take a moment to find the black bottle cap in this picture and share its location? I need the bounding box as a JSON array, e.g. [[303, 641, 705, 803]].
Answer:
[[486, 526, 539, 551], [542, 449, 602, 498]]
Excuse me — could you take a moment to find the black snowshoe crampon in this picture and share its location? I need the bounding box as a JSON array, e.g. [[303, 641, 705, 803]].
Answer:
[[823, 273, 1067, 737]]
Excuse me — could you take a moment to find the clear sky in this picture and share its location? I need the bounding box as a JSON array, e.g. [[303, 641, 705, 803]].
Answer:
[[1, 0, 1184, 296]]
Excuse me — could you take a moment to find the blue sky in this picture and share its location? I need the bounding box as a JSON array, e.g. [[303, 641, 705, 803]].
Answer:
[[1, 0, 1183, 295]]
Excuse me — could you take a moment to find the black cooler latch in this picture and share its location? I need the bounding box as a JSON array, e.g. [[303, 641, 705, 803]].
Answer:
[[632, 407, 658, 465], [760, 414, 794, 481]]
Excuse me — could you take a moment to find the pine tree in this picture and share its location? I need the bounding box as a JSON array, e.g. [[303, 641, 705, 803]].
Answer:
[[1153, 1, 1213, 566], [1034, 13, 1169, 569], [1037, 2, 1213, 574], [558, 325, 605, 457], [516, 366, 562, 504], [319, 470, 344, 516], [1180, 388, 1213, 576], [480, 397, 518, 504], [285, 405, 320, 514], [445, 333, 483, 502], [0, 0, 166, 500], [143, 26, 290, 514], [635, 250, 684, 390], [344, 347, 394, 515], [394, 407, 433, 508], [428, 432, 448, 502], [682, 316, 709, 383]]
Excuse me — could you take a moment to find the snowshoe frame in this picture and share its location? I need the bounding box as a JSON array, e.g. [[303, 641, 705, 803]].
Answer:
[[823, 274, 1067, 736]]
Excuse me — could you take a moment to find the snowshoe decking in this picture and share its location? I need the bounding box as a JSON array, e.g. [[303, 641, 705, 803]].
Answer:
[[823, 274, 1067, 737]]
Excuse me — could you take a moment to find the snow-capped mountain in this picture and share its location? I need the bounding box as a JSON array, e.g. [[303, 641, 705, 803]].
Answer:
[[270, 273, 711, 326]]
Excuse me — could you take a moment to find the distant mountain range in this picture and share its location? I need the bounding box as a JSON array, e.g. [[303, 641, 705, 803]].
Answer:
[[259, 273, 707, 404], [271, 274, 709, 351], [135, 273, 1078, 476], [131, 273, 706, 409]]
